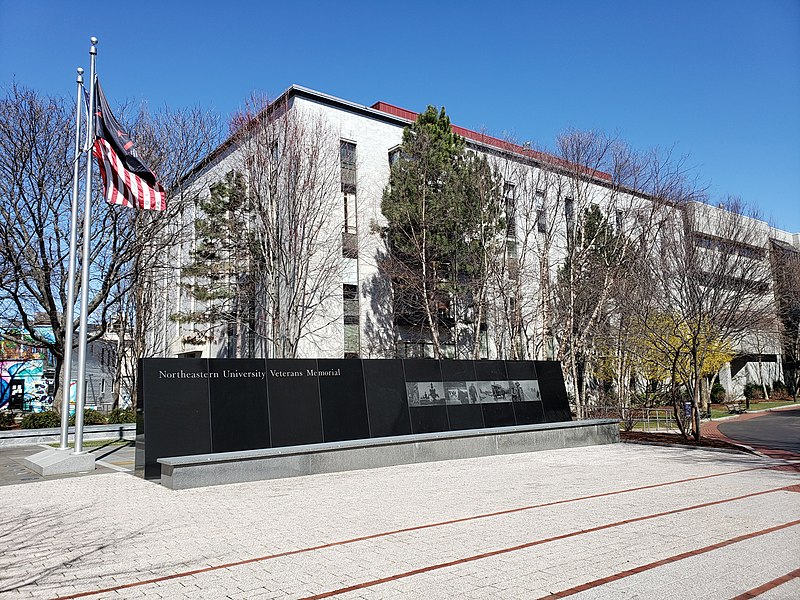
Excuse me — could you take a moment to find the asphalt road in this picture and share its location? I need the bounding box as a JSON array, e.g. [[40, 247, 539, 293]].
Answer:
[[718, 407, 800, 454]]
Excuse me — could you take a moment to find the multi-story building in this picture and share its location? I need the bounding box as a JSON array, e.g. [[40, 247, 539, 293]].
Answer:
[[149, 85, 799, 401]]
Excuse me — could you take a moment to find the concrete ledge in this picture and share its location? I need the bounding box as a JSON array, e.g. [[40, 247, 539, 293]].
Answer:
[[0, 423, 135, 447], [159, 419, 620, 490]]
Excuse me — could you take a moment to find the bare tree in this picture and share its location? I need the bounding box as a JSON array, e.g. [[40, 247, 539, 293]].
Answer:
[[172, 95, 345, 358], [582, 146, 699, 416], [0, 83, 222, 407], [477, 131, 698, 420], [630, 198, 775, 440], [123, 103, 222, 405], [771, 238, 800, 400], [485, 153, 556, 361], [544, 131, 658, 418], [243, 98, 345, 357], [0, 83, 123, 401]]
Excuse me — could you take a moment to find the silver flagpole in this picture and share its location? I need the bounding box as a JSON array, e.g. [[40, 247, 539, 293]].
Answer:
[[58, 67, 86, 450], [73, 37, 98, 456]]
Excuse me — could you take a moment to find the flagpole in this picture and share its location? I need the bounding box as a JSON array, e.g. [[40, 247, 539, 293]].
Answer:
[[73, 37, 98, 456], [58, 67, 86, 450]]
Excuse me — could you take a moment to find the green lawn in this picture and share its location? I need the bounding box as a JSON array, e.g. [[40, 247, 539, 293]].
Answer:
[[710, 400, 797, 419], [615, 399, 797, 428], [47, 439, 132, 449], [623, 421, 681, 432]]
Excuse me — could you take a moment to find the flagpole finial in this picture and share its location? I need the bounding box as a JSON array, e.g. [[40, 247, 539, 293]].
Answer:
[[76, 67, 84, 83], [90, 37, 98, 54]]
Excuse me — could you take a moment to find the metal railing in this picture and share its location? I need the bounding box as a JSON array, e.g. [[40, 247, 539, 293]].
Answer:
[[584, 405, 682, 432]]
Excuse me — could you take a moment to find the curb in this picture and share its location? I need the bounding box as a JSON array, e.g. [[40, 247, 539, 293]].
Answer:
[[0, 423, 135, 447]]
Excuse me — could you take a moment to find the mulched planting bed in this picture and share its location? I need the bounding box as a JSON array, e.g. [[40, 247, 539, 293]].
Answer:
[[620, 430, 754, 454]]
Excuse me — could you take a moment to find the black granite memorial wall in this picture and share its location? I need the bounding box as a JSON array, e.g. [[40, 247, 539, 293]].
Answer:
[[136, 358, 571, 478]]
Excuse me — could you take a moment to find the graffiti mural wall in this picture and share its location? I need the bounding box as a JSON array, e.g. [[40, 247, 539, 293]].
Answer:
[[0, 358, 55, 412]]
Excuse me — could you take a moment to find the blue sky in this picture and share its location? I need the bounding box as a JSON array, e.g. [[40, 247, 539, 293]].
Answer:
[[2, 0, 798, 232]]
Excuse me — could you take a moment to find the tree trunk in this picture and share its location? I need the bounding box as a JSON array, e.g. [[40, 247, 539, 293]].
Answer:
[[692, 353, 702, 442], [51, 357, 63, 415]]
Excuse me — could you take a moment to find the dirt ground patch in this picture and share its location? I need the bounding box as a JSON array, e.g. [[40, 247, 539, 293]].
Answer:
[[620, 430, 754, 454]]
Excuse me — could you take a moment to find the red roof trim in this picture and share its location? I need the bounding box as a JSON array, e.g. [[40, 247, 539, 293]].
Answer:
[[370, 101, 612, 182]]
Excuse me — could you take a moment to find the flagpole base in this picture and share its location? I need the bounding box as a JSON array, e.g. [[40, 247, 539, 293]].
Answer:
[[22, 447, 95, 476]]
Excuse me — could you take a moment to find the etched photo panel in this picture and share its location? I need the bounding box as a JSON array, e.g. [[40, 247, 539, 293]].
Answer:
[[406, 381, 446, 406], [444, 381, 469, 405], [402, 359, 448, 433], [508, 379, 541, 403], [474, 360, 509, 405], [441, 361, 484, 430]]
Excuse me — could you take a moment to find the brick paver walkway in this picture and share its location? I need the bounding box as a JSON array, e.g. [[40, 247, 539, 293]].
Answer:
[[0, 443, 798, 599]]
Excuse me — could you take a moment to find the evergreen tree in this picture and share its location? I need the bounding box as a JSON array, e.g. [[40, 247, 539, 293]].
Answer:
[[173, 170, 255, 352], [382, 106, 503, 357]]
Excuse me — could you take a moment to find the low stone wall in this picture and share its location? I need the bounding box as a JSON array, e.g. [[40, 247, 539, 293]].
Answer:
[[0, 423, 135, 447], [159, 419, 619, 490]]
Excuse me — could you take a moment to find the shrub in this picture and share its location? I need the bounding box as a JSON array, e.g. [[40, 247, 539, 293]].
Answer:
[[107, 407, 135, 424], [0, 411, 16, 429], [21, 411, 61, 429], [743, 382, 765, 401], [69, 409, 107, 426], [771, 380, 789, 400], [710, 382, 726, 403]]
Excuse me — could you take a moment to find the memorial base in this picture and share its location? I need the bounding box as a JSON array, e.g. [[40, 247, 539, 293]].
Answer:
[[22, 447, 96, 476], [159, 419, 619, 490]]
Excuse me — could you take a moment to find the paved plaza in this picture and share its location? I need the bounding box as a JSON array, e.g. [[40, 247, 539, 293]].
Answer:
[[0, 440, 798, 599]]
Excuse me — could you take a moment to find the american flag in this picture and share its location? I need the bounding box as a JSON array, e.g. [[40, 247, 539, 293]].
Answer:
[[91, 80, 166, 210]]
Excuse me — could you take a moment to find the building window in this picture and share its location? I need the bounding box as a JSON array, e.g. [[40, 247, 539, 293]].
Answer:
[[504, 182, 518, 270], [615, 209, 624, 233], [342, 229, 358, 259], [343, 284, 359, 357], [564, 197, 575, 232], [504, 182, 516, 238], [401, 341, 455, 359], [506, 241, 518, 260], [343, 193, 357, 234], [341, 141, 357, 258], [536, 190, 547, 233], [340, 141, 356, 194], [270, 141, 279, 164], [388, 146, 403, 167]]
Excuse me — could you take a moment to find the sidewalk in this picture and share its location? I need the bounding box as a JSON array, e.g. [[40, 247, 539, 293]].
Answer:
[[0, 441, 798, 598], [0, 441, 134, 486]]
